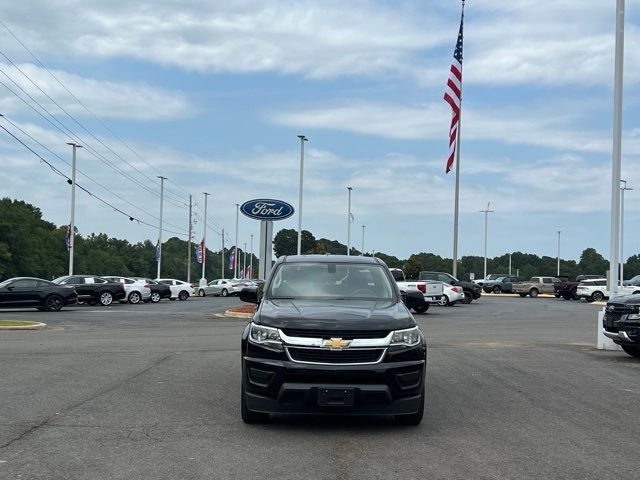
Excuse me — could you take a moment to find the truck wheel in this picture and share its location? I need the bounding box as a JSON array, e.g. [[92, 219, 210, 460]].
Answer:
[[413, 305, 429, 314], [395, 386, 425, 426], [519, 293, 527, 298], [572, 292, 581, 300], [492, 285, 502, 293], [621, 345, 640, 358], [592, 291, 604, 302], [462, 291, 473, 304], [529, 288, 539, 298]]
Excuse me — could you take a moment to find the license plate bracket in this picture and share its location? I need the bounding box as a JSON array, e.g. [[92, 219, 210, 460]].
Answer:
[[317, 388, 355, 406]]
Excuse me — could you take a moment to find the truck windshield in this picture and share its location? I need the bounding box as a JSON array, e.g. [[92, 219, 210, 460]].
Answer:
[[267, 263, 394, 300]]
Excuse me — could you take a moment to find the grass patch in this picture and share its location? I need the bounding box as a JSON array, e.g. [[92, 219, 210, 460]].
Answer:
[[0, 320, 40, 327]]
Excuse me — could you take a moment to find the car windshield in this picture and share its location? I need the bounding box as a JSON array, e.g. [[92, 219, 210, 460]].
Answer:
[[0, 279, 12, 288], [268, 262, 394, 300]]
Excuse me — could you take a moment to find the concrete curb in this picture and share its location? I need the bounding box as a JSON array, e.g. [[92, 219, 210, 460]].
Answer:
[[222, 309, 254, 319], [0, 322, 47, 330], [486, 293, 557, 299]]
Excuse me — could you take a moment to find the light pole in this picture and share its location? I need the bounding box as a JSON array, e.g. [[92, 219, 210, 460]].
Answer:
[[66, 142, 82, 275], [509, 253, 512, 276], [297, 135, 308, 255], [221, 228, 225, 280], [187, 194, 192, 284], [361, 225, 365, 256], [621, 180, 633, 284], [156, 176, 167, 279], [609, 0, 625, 296], [201, 192, 210, 281], [480, 202, 494, 280], [347, 187, 353, 255], [556, 230, 561, 276], [235, 203, 239, 279], [250, 234, 254, 279], [243, 242, 247, 278]]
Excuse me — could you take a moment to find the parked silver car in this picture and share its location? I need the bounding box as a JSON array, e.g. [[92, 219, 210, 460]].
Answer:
[[197, 279, 250, 297], [101, 276, 151, 304]]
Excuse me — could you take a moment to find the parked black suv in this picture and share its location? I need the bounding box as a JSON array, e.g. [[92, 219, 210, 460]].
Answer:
[[603, 294, 640, 358], [239, 255, 427, 425], [418, 271, 481, 303]]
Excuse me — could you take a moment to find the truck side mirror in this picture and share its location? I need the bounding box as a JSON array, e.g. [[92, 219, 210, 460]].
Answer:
[[239, 288, 258, 304]]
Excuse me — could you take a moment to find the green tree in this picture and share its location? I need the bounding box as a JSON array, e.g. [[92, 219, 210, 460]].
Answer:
[[403, 258, 422, 280], [578, 248, 608, 276], [273, 229, 316, 257]]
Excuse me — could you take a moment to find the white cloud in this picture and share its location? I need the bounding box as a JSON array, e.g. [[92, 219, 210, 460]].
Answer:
[[270, 100, 640, 155], [0, 62, 193, 120], [2, 0, 637, 86]]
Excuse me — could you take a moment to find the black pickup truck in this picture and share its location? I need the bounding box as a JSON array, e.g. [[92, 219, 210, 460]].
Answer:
[[554, 275, 602, 300], [53, 275, 126, 306], [238, 255, 427, 425], [602, 294, 640, 358]]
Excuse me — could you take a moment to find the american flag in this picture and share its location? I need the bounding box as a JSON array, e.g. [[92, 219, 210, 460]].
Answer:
[[444, 4, 465, 174]]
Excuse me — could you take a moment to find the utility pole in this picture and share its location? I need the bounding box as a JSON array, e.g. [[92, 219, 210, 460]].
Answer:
[[609, 0, 625, 296], [480, 202, 494, 280], [221, 228, 225, 280], [243, 242, 247, 278], [297, 135, 308, 255], [556, 231, 561, 276], [347, 186, 353, 255], [235, 203, 240, 279], [66, 142, 82, 275], [621, 180, 633, 284], [509, 253, 512, 276], [202, 192, 210, 281], [250, 234, 254, 279], [156, 176, 167, 279], [361, 225, 365, 256], [187, 194, 192, 284]]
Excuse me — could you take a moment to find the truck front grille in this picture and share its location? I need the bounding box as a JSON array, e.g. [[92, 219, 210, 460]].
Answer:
[[286, 347, 386, 365], [281, 328, 390, 339]]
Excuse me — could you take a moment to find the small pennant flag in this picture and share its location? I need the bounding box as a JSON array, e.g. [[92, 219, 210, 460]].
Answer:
[[65, 224, 72, 251], [155, 239, 161, 262]]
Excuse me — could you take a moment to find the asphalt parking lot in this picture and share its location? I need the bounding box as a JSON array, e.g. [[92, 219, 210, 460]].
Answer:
[[1, 296, 639, 480]]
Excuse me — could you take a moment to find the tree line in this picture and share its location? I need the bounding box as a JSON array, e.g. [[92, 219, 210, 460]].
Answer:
[[273, 228, 640, 281], [0, 198, 254, 281], [2, 198, 639, 282]]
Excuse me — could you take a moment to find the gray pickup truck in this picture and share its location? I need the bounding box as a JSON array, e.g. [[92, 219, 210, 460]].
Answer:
[[513, 276, 561, 298]]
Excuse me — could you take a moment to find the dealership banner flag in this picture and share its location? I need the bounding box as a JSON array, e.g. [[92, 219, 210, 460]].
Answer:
[[155, 240, 161, 262], [195, 243, 203, 264], [228, 251, 236, 270], [65, 224, 71, 251]]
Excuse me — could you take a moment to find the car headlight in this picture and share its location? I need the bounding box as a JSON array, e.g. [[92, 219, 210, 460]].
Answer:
[[391, 326, 421, 346], [249, 323, 283, 349]]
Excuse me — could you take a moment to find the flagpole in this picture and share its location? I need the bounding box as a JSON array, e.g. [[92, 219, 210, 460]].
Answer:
[[156, 176, 166, 279], [451, 0, 464, 279]]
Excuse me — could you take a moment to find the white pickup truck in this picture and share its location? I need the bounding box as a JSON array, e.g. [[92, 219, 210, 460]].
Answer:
[[390, 268, 444, 313]]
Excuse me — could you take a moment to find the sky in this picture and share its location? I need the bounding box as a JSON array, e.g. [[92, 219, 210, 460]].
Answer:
[[0, 0, 639, 263]]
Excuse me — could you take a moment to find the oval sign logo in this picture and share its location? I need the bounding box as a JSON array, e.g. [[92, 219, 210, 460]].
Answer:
[[240, 199, 295, 221]]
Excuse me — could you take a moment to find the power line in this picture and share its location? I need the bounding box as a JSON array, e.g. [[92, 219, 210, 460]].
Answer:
[[0, 47, 188, 205], [0, 121, 187, 237], [0, 18, 190, 203]]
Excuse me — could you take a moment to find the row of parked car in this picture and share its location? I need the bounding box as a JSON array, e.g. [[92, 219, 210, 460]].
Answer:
[[0, 274, 257, 311]]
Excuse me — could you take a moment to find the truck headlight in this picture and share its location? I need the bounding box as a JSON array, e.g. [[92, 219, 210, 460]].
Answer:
[[391, 326, 421, 346], [249, 323, 283, 350], [627, 313, 640, 320]]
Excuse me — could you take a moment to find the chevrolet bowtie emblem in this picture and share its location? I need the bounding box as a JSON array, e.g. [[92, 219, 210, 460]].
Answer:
[[323, 338, 352, 350]]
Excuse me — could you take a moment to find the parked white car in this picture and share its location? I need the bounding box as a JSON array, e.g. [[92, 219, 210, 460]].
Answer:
[[155, 278, 194, 301], [197, 279, 250, 297], [576, 278, 640, 302], [101, 276, 151, 304], [437, 282, 465, 306]]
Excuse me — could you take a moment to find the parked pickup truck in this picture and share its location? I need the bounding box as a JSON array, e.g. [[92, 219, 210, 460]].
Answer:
[[554, 275, 603, 300], [602, 294, 640, 358], [513, 276, 561, 298], [390, 268, 444, 313]]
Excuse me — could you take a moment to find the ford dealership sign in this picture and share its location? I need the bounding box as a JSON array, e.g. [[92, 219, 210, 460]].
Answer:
[[240, 199, 294, 221]]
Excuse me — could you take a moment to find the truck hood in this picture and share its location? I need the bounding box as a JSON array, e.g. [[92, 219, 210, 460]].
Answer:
[[608, 294, 640, 305], [255, 298, 415, 331]]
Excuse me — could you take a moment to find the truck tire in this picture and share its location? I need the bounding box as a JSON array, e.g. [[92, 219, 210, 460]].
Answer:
[[529, 288, 539, 298], [413, 305, 429, 314], [621, 344, 640, 358], [462, 291, 473, 304], [395, 387, 425, 426], [241, 385, 269, 424], [492, 285, 502, 293]]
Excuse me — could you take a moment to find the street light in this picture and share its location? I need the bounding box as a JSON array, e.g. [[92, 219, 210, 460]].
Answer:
[[556, 230, 561, 276], [479, 202, 494, 280], [347, 187, 353, 255], [297, 135, 308, 255], [621, 180, 633, 284]]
